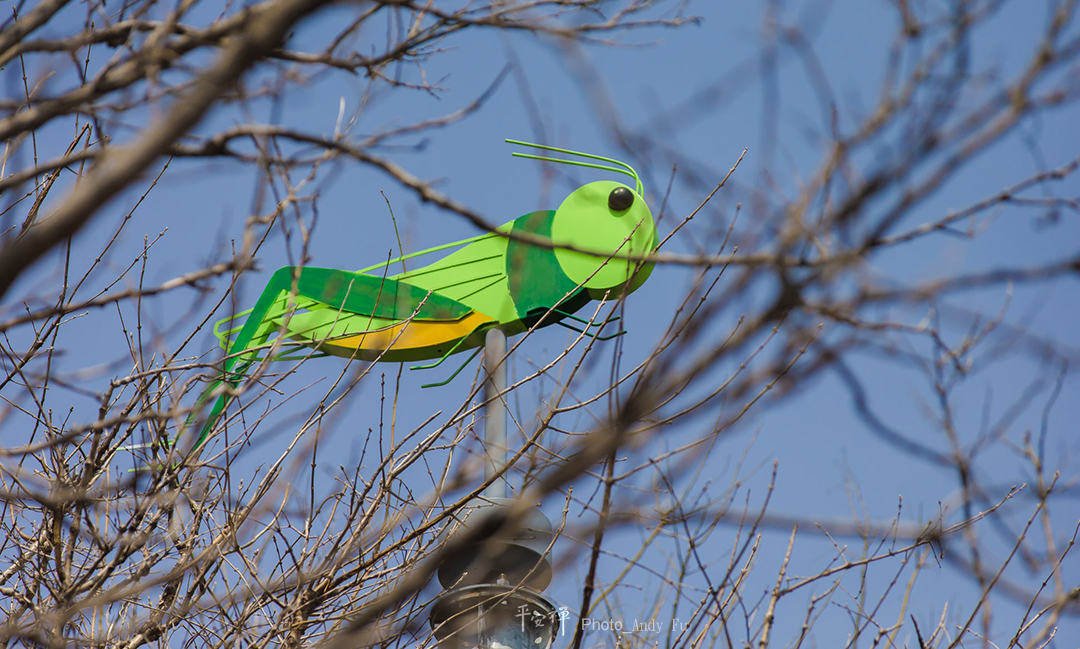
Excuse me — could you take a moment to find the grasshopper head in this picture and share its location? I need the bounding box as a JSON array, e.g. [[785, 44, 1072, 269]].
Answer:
[[506, 139, 658, 298], [551, 180, 657, 298]]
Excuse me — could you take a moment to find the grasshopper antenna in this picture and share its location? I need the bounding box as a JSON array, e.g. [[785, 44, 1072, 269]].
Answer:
[[505, 138, 644, 199]]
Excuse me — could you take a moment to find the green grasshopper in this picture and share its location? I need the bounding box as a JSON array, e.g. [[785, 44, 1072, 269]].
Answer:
[[184, 140, 658, 456]]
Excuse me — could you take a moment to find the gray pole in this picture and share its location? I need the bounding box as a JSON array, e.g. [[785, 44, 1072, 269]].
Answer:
[[431, 328, 561, 649], [483, 328, 507, 498]]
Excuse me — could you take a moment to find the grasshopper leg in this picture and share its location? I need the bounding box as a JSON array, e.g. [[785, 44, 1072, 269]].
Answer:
[[191, 266, 372, 454], [188, 266, 474, 456]]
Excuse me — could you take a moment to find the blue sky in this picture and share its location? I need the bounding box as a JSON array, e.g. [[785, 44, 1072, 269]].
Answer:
[[3, 0, 1078, 646]]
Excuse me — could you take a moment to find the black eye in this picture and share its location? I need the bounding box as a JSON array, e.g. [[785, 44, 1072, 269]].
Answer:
[[608, 187, 634, 212]]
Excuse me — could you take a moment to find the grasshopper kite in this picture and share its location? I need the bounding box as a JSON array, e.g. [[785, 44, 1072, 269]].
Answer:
[[186, 140, 658, 455]]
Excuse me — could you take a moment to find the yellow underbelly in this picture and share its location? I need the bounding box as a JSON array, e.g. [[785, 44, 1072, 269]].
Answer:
[[317, 311, 495, 362]]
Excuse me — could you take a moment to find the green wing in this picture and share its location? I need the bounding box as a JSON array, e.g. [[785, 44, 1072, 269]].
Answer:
[[266, 269, 479, 351]]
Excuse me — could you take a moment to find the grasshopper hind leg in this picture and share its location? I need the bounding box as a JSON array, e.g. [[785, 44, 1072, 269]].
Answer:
[[190, 266, 481, 453], [189, 266, 321, 454]]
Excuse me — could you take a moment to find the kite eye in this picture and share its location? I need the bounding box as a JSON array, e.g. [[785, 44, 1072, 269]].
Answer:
[[608, 186, 634, 212]]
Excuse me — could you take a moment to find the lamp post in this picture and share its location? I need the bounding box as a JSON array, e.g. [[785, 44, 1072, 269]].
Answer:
[[429, 329, 560, 649], [483, 329, 507, 499]]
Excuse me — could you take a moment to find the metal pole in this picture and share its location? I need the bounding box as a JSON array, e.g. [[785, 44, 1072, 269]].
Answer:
[[483, 328, 507, 498], [432, 329, 560, 649]]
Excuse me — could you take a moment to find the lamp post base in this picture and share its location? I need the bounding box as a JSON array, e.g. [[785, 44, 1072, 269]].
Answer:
[[430, 584, 560, 649]]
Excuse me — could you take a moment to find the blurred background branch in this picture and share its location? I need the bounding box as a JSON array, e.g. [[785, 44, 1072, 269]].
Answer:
[[0, 0, 1077, 647]]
